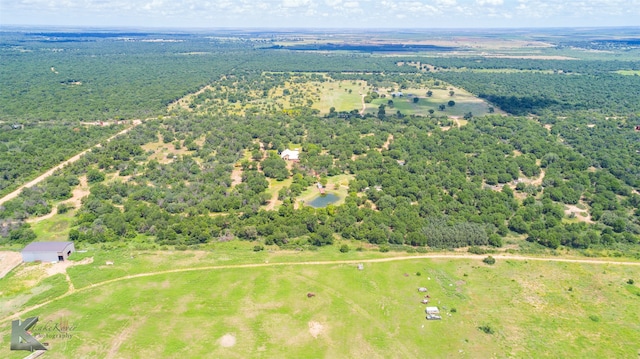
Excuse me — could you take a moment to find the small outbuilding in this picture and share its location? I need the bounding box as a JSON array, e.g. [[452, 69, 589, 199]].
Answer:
[[425, 306, 442, 320], [21, 241, 75, 263]]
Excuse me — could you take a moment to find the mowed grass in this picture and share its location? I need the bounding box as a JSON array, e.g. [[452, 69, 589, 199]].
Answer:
[[310, 80, 367, 113], [1, 254, 639, 358], [615, 70, 640, 76], [270, 79, 367, 114], [369, 87, 494, 117]]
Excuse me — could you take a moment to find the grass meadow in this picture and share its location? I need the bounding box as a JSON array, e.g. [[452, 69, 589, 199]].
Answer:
[[1, 247, 639, 358], [369, 87, 494, 118]]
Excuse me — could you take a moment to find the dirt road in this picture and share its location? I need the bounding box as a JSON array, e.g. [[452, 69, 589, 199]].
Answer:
[[0, 121, 142, 207], [0, 251, 22, 279], [3, 252, 639, 323]]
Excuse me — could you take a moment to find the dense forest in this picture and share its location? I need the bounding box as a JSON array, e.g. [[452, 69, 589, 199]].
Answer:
[[1, 31, 639, 257]]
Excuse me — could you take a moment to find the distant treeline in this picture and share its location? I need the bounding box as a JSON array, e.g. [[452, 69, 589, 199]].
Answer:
[[267, 43, 458, 52]]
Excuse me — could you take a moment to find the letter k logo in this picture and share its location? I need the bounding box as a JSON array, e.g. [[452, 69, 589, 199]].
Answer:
[[11, 317, 47, 351]]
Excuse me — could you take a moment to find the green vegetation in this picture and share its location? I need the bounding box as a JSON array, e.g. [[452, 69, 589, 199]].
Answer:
[[1, 253, 639, 358]]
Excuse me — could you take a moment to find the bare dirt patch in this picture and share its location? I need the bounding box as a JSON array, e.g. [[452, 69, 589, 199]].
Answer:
[[517, 169, 545, 187], [231, 167, 243, 187], [449, 116, 468, 128], [27, 175, 89, 224], [308, 321, 324, 338], [45, 257, 93, 278], [219, 333, 237, 347], [0, 251, 22, 278], [565, 204, 593, 223], [379, 134, 394, 152]]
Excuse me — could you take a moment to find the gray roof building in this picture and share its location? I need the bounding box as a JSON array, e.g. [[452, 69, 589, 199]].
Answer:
[[21, 242, 75, 263]]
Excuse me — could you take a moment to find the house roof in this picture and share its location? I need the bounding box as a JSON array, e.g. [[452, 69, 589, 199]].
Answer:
[[22, 241, 73, 253], [280, 149, 299, 160]]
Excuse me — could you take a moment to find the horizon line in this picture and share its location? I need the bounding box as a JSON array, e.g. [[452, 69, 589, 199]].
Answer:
[[2, 24, 640, 32]]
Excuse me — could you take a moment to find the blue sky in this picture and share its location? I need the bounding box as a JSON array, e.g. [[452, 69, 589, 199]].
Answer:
[[1, 0, 639, 28]]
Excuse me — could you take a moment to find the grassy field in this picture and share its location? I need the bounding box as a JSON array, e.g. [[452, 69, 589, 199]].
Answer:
[[270, 79, 367, 114], [1, 248, 639, 358], [369, 87, 494, 117], [29, 212, 76, 242], [615, 70, 640, 76]]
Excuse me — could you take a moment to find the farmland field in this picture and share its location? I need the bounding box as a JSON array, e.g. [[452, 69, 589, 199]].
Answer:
[[369, 87, 495, 117], [1, 250, 639, 358]]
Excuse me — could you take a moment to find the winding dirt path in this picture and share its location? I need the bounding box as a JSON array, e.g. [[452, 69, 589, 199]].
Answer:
[[2, 253, 638, 323], [359, 93, 366, 115], [0, 121, 143, 207]]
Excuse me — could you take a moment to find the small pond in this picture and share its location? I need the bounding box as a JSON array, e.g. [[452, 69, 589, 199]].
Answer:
[[307, 193, 340, 208]]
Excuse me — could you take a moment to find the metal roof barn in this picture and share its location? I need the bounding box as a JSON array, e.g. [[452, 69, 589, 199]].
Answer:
[[21, 242, 75, 263]]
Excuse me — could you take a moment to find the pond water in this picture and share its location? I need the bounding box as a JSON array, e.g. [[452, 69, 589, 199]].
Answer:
[[307, 193, 340, 208]]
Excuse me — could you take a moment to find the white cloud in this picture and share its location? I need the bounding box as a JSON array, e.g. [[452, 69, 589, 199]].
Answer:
[[2, 0, 640, 27], [282, 0, 311, 8], [476, 0, 503, 5]]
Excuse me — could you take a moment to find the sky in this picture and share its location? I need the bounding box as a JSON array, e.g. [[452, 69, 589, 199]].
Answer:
[[1, 0, 639, 29]]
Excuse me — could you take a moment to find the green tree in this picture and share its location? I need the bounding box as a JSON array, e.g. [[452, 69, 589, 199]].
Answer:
[[377, 104, 386, 119], [87, 169, 105, 183]]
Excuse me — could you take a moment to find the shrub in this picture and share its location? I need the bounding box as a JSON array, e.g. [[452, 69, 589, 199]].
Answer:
[[478, 325, 494, 334], [627, 279, 635, 285], [379, 245, 390, 253], [468, 246, 487, 255], [483, 256, 496, 265], [57, 203, 73, 214], [253, 245, 264, 252], [339, 244, 350, 253]]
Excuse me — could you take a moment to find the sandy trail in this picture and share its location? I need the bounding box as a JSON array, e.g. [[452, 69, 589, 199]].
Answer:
[[0, 251, 22, 279], [0, 121, 142, 207], [3, 253, 638, 323], [26, 176, 89, 224]]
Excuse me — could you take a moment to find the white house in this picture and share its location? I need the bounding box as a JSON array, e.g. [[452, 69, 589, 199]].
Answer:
[[280, 149, 299, 161]]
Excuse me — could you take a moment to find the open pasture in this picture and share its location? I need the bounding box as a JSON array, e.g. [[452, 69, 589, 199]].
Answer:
[[1, 251, 639, 358], [369, 87, 494, 117]]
